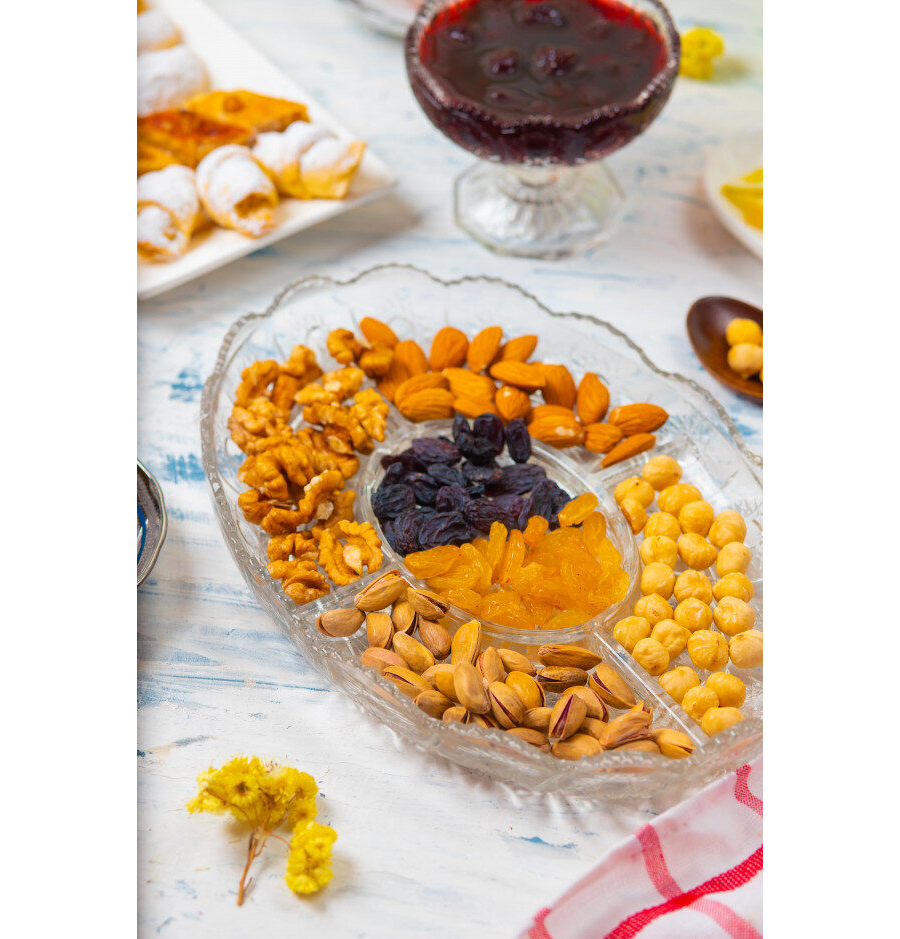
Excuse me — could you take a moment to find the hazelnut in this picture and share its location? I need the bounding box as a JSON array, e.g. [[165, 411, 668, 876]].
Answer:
[[640, 535, 678, 567], [640, 562, 676, 598], [632, 637, 670, 676], [674, 598, 713, 632], [651, 619, 691, 658], [701, 706, 745, 737], [729, 629, 763, 669], [612, 616, 652, 653], [677, 533, 718, 570], [727, 343, 763, 379], [716, 542, 752, 577], [614, 476, 654, 508], [713, 572, 754, 603], [620, 497, 648, 534], [633, 593, 674, 626], [687, 629, 729, 671], [725, 317, 762, 347], [678, 500, 715, 537], [705, 671, 746, 708], [713, 596, 755, 636], [658, 483, 703, 516], [641, 455, 682, 491], [681, 685, 719, 722], [674, 570, 713, 604], [644, 511, 682, 540], [659, 665, 700, 703], [708, 510, 747, 549]]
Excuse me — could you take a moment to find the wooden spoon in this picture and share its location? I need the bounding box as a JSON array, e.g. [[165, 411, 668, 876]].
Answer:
[[686, 296, 763, 402]]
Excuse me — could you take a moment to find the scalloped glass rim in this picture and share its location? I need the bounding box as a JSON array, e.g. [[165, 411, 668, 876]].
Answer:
[[199, 263, 762, 801]]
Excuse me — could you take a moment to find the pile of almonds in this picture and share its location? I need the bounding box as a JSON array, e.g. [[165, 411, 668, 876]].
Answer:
[[316, 570, 695, 761], [328, 320, 670, 468]]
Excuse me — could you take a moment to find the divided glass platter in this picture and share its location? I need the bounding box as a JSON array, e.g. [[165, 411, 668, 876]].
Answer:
[[200, 264, 762, 801]]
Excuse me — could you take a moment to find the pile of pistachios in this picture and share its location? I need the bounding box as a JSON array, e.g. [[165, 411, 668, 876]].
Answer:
[[315, 569, 695, 761]]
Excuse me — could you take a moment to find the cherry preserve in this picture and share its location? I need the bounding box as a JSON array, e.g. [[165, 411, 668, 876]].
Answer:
[[407, 0, 677, 164]]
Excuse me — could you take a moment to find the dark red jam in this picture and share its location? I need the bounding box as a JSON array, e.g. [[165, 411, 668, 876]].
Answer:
[[407, 0, 676, 164]]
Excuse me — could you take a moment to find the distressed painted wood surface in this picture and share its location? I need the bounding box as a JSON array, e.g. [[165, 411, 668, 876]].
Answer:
[[137, 0, 762, 933]]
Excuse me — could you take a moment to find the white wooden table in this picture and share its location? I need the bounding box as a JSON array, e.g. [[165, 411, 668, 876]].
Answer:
[[137, 1, 762, 933]]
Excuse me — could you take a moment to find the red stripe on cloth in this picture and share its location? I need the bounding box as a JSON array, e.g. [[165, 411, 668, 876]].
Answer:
[[692, 898, 763, 939], [528, 907, 554, 939], [734, 764, 763, 817], [636, 825, 680, 898], [603, 846, 763, 939]]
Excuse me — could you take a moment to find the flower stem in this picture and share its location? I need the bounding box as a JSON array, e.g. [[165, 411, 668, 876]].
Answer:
[[237, 828, 269, 906]]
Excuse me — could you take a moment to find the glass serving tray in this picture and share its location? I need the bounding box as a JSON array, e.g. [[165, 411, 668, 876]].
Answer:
[[200, 264, 762, 801]]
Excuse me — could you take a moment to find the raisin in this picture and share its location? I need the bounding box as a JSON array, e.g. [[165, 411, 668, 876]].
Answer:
[[464, 498, 521, 534], [392, 508, 422, 554], [466, 482, 486, 498], [410, 437, 461, 465], [484, 464, 546, 496], [372, 483, 415, 520], [461, 461, 501, 485], [531, 478, 570, 514], [381, 449, 427, 474], [452, 415, 471, 446], [426, 462, 467, 488], [473, 413, 506, 451], [380, 517, 397, 551], [404, 472, 441, 506], [383, 462, 407, 483], [418, 511, 478, 549], [435, 484, 470, 513], [505, 418, 532, 463], [458, 434, 501, 465]]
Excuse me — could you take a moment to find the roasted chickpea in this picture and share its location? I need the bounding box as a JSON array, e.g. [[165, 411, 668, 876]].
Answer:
[[620, 497, 648, 534], [725, 317, 762, 347], [674, 570, 714, 604], [713, 596, 755, 636], [659, 666, 700, 703], [678, 500, 715, 536], [681, 685, 719, 722], [708, 510, 747, 549], [729, 629, 763, 669], [632, 637, 670, 676], [674, 597, 713, 632], [644, 511, 681, 540], [701, 706, 745, 737], [640, 562, 676, 598], [678, 533, 717, 570], [705, 671, 746, 708], [641, 455, 682, 491], [658, 483, 703, 516], [613, 615, 652, 653], [716, 542, 752, 577], [633, 593, 673, 626], [687, 629, 729, 671], [651, 619, 691, 659], [727, 343, 763, 379], [713, 572, 754, 603], [640, 535, 678, 567], [614, 476, 654, 508]]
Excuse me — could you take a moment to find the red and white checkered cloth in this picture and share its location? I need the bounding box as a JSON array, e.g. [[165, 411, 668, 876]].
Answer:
[[521, 758, 763, 939]]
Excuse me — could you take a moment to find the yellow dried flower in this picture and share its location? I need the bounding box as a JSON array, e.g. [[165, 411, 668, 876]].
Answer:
[[679, 27, 725, 80], [285, 822, 338, 896]]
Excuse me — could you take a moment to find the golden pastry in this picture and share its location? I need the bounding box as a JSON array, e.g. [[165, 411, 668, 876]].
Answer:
[[195, 145, 278, 237], [137, 165, 204, 261], [137, 45, 208, 117], [137, 110, 251, 172], [184, 90, 309, 134], [137, 10, 181, 55]]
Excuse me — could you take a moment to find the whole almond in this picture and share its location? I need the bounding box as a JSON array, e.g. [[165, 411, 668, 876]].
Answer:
[[522, 706, 552, 733], [393, 339, 429, 376], [499, 335, 538, 362], [608, 403, 669, 434], [530, 404, 579, 422], [398, 388, 455, 422], [443, 367, 497, 400], [451, 620, 482, 665], [383, 665, 433, 698], [506, 727, 551, 751], [551, 733, 603, 761], [467, 325, 503, 372], [453, 395, 499, 419], [488, 681, 526, 729], [489, 360, 547, 392], [576, 373, 610, 424], [359, 316, 398, 348], [394, 372, 450, 407], [366, 611, 394, 648], [536, 666, 588, 693], [505, 671, 544, 710], [538, 644, 602, 670], [417, 618, 452, 659], [360, 647, 407, 673], [528, 412, 586, 449], [423, 662, 458, 700], [601, 433, 657, 468], [415, 689, 453, 719], [454, 662, 491, 714], [392, 632, 436, 674], [548, 693, 587, 740], [541, 364, 577, 408], [584, 422, 625, 454], [497, 648, 535, 675], [477, 646, 506, 685], [377, 357, 410, 403], [495, 385, 532, 421], [561, 685, 609, 722], [429, 327, 469, 371], [588, 666, 637, 710]]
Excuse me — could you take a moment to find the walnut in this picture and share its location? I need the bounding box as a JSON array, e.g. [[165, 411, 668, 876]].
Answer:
[[266, 531, 317, 562], [357, 344, 393, 378], [351, 388, 390, 443], [271, 344, 323, 413], [311, 489, 356, 538], [296, 469, 345, 522], [321, 366, 365, 401], [238, 438, 315, 500], [326, 328, 361, 365], [302, 402, 374, 453], [303, 429, 360, 479], [234, 360, 279, 407], [317, 521, 383, 587], [229, 396, 290, 453], [238, 488, 276, 525], [267, 558, 329, 605]]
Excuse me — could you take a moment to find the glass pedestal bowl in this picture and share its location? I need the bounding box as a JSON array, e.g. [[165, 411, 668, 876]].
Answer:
[[405, 0, 680, 257]]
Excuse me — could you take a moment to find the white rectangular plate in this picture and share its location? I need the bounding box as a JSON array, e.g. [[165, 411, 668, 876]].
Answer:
[[137, 0, 397, 300]]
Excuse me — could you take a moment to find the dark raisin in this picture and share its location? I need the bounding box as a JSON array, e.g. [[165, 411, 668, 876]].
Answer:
[[426, 463, 467, 488], [466, 482, 486, 499], [380, 517, 397, 552], [461, 462, 502, 485], [506, 419, 532, 463], [372, 483, 416, 520], [452, 415, 471, 445], [410, 437, 461, 465], [383, 462, 407, 483], [418, 511, 479, 549], [404, 472, 441, 506], [516, 495, 534, 530], [531, 478, 570, 522], [473, 413, 506, 451], [484, 464, 547, 496], [464, 498, 520, 533], [381, 449, 427, 473], [392, 508, 422, 554], [492, 494, 529, 527], [435, 484, 470, 513], [458, 434, 501, 465]]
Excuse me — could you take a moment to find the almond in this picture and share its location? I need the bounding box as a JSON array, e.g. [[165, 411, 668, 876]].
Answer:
[[499, 335, 538, 362], [495, 385, 532, 421], [583, 422, 624, 453], [398, 388, 455, 422], [489, 361, 547, 392], [541, 364, 577, 408], [429, 327, 469, 371], [466, 325, 503, 372], [442, 367, 496, 400], [393, 339, 429, 376], [453, 395, 499, 419], [576, 373, 610, 424], [376, 356, 410, 403], [394, 372, 449, 408], [601, 433, 656, 467], [528, 411, 586, 449], [529, 404, 578, 423], [608, 403, 668, 434], [359, 316, 398, 348]]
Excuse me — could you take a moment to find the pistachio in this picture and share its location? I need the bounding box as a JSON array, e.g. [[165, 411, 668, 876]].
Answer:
[[477, 646, 506, 685], [442, 706, 469, 724], [505, 671, 544, 710], [601, 702, 653, 748], [536, 666, 588, 693], [587, 665, 637, 710], [468, 713, 495, 728], [548, 693, 587, 741], [537, 644, 603, 670], [453, 662, 491, 714], [506, 727, 551, 752], [360, 647, 407, 673], [522, 706, 552, 733], [651, 728, 696, 759], [450, 620, 482, 665], [407, 587, 450, 620], [354, 570, 407, 611], [488, 681, 526, 729], [551, 733, 603, 761], [422, 663, 458, 701], [392, 633, 436, 674], [579, 717, 608, 741], [415, 689, 454, 719], [612, 739, 661, 754], [391, 600, 419, 636], [497, 648, 535, 675], [366, 611, 394, 648], [417, 618, 452, 659], [561, 685, 609, 722], [382, 665, 433, 698], [315, 607, 365, 638]]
